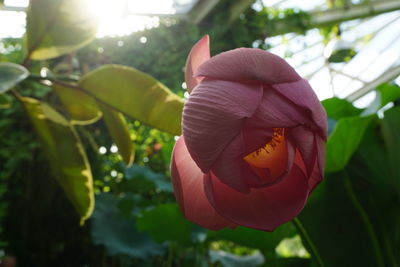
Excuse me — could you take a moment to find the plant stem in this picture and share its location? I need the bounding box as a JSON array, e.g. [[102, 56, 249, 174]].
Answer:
[[344, 176, 385, 267], [10, 89, 23, 101], [292, 217, 324, 267]]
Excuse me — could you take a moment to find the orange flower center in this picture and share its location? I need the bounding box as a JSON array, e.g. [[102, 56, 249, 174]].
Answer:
[[243, 128, 287, 183]]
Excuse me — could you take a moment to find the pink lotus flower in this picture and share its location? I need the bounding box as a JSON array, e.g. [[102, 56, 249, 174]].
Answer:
[[170, 35, 327, 231]]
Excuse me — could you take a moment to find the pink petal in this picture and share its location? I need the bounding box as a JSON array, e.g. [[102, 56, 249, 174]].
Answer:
[[170, 136, 235, 230], [308, 134, 325, 191], [272, 79, 328, 140], [241, 123, 274, 156], [185, 35, 210, 93], [195, 48, 300, 84], [248, 85, 312, 129], [183, 79, 263, 173], [288, 125, 316, 176], [209, 133, 261, 193], [293, 148, 307, 175], [307, 160, 323, 193], [204, 162, 309, 231]]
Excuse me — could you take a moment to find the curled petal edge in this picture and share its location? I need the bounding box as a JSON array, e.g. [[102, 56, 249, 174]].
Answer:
[[170, 136, 236, 230], [185, 35, 210, 93]]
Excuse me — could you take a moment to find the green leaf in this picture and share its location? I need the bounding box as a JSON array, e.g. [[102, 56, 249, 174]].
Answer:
[[22, 97, 94, 223], [325, 115, 373, 173], [297, 171, 384, 267], [124, 165, 173, 193], [207, 222, 296, 251], [381, 106, 400, 189], [98, 103, 134, 166], [0, 94, 12, 109], [0, 63, 29, 93], [322, 97, 362, 120], [378, 83, 400, 108], [26, 0, 98, 60], [348, 120, 400, 265], [80, 65, 184, 136], [359, 83, 400, 116], [52, 83, 102, 125], [136, 203, 192, 245], [263, 257, 310, 267], [91, 193, 165, 258]]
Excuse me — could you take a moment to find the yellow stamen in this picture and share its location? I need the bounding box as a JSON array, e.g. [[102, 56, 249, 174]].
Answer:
[[243, 128, 287, 180]]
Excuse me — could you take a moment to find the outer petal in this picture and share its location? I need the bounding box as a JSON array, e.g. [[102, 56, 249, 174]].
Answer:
[[170, 136, 235, 230], [288, 125, 316, 176], [185, 35, 210, 93], [242, 124, 274, 156], [204, 163, 309, 231], [272, 79, 328, 140], [183, 79, 263, 173], [308, 134, 325, 191], [209, 132, 270, 193], [293, 134, 324, 192], [195, 48, 301, 84], [248, 85, 311, 129]]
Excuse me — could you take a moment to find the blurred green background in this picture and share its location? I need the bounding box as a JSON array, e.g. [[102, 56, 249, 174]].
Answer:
[[0, 0, 399, 266]]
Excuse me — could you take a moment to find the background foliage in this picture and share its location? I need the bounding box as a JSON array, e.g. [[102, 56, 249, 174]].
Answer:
[[0, 0, 399, 266]]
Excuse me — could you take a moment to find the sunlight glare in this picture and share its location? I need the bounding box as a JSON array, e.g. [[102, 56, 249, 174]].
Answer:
[[85, 0, 162, 37], [129, 0, 175, 15]]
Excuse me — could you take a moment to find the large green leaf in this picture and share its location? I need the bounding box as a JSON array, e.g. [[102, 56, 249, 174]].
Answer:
[[99, 103, 134, 166], [378, 83, 400, 107], [26, 0, 98, 60], [348, 120, 400, 266], [359, 83, 400, 116], [297, 171, 384, 267], [52, 83, 102, 125], [381, 107, 400, 263], [91, 193, 165, 258], [22, 97, 94, 223], [325, 115, 373, 173], [0, 63, 29, 93], [264, 257, 310, 267], [136, 203, 192, 245], [322, 97, 362, 120], [381, 106, 400, 189], [207, 222, 296, 252], [79, 65, 184, 136]]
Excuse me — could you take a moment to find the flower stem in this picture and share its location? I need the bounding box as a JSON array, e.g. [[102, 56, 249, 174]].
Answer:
[[292, 217, 324, 267], [344, 176, 385, 267]]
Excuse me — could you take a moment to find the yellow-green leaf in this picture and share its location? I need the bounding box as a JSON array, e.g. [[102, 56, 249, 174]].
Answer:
[[80, 65, 184, 136], [53, 83, 102, 125], [0, 63, 29, 93], [26, 0, 98, 60], [99, 103, 134, 166], [0, 94, 12, 109], [22, 97, 94, 224]]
